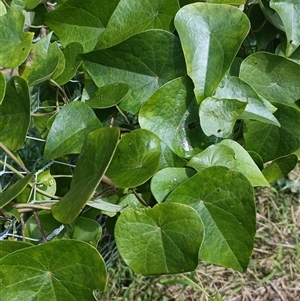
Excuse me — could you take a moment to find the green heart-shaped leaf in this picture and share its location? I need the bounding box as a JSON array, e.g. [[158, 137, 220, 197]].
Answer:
[[115, 203, 203, 275], [188, 139, 269, 187], [44, 101, 102, 160], [0, 240, 107, 300], [139, 76, 212, 158], [0, 76, 30, 150], [166, 166, 256, 271], [0, 10, 33, 68], [106, 129, 161, 188], [174, 3, 250, 102], [52, 127, 119, 223], [82, 29, 186, 114]]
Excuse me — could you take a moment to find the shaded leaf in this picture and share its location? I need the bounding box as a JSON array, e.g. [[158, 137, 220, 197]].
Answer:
[[159, 141, 187, 170], [240, 52, 300, 106], [151, 167, 196, 202], [0, 10, 33, 68], [106, 129, 161, 188], [19, 33, 61, 86], [276, 42, 300, 65], [270, 0, 300, 57], [0, 240, 107, 300], [0, 71, 5, 104], [115, 203, 203, 275], [243, 104, 300, 162], [262, 154, 298, 183], [82, 29, 186, 114], [188, 139, 269, 187], [52, 127, 119, 223], [139, 76, 213, 158], [199, 97, 247, 138], [175, 3, 250, 102], [166, 166, 256, 271], [44, 101, 102, 160], [0, 76, 30, 150]]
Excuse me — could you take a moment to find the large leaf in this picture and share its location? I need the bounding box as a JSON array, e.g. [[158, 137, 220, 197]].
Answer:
[[215, 76, 280, 126], [0, 173, 33, 208], [19, 33, 61, 86], [0, 76, 30, 150], [270, 0, 300, 57], [243, 104, 300, 162], [240, 52, 300, 106], [44, 101, 102, 160], [82, 29, 186, 114], [199, 96, 247, 138], [0, 241, 32, 259], [106, 129, 161, 188], [151, 167, 196, 203], [0, 10, 33, 68], [52, 127, 119, 223], [174, 3, 250, 103], [115, 203, 203, 275], [166, 166, 256, 271], [188, 139, 269, 187], [0, 240, 107, 300], [139, 76, 213, 158], [96, 0, 180, 49]]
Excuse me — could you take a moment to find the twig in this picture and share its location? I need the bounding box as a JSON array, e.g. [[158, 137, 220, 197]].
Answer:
[[130, 188, 148, 207], [269, 281, 285, 301], [20, 213, 25, 242], [33, 211, 47, 243]]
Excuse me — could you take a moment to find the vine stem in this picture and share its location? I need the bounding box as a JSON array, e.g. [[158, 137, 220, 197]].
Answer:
[[130, 188, 148, 207], [33, 211, 47, 243]]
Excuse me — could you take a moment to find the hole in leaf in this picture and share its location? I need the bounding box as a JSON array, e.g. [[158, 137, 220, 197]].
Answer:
[[289, 40, 293, 44], [217, 129, 221, 133], [254, 61, 258, 65], [188, 121, 197, 129]]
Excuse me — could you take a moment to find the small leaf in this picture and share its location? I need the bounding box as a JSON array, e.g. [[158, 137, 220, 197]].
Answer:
[[52, 127, 119, 223], [44, 101, 102, 160], [0, 76, 30, 150], [0, 10, 33, 68], [0, 1, 6, 16], [276, 42, 300, 65], [82, 29, 186, 114], [86, 83, 130, 109], [139, 76, 213, 158], [25, 0, 44, 9], [87, 199, 124, 213], [0, 241, 31, 259], [175, 3, 250, 102], [243, 104, 300, 162], [115, 203, 203, 275], [0, 240, 107, 300], [199, 97, 247, 138], [188, 139, 270, 187], [19, 33, 61, 86], [262, 154, 298, 183], [0, 71, 5, 104], [106, 129, 161, 188], [240, 52, 300, 106], [166, 166, 256, 271], [151, 167, 196, 202], [159, 141, 187, 170], [270, 0, 300, 57]]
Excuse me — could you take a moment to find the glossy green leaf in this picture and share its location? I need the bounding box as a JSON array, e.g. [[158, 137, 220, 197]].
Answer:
[[276, 42, 300, 65], [199, 97, 247, 138], [82, 29, 186, 114], [188, 139, 269, 187], [54, 42, 84, 85], [115, 203, 203, 275], [44, 101, 102, 160], [174, 3, 250, 103], [215, 76, 280, 126], [86, 83, 130, 109], [166, 166, 256, 271], [52, 127, 119, 223], [96, 0, 180, 49], [243, 104, 300, 162], [139, 77, 213, 158], [240, 52, 300, 106], [25, 0, 43, 9], [270, 0, 300, 57], [44, 0, 105, 52], [0, 173, 33, 208], [19, 33, 61, 86], [106, 129, 161, 188], [0, 76, 30, 150], [0, 240, 107, 300], [0, 241, 32, 259], [262, 154, 298, 183], [0, 10, 33, 68], [258, 0, 284, 31], [151, 167, 196, 202], [0, 71, 5, 104]]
